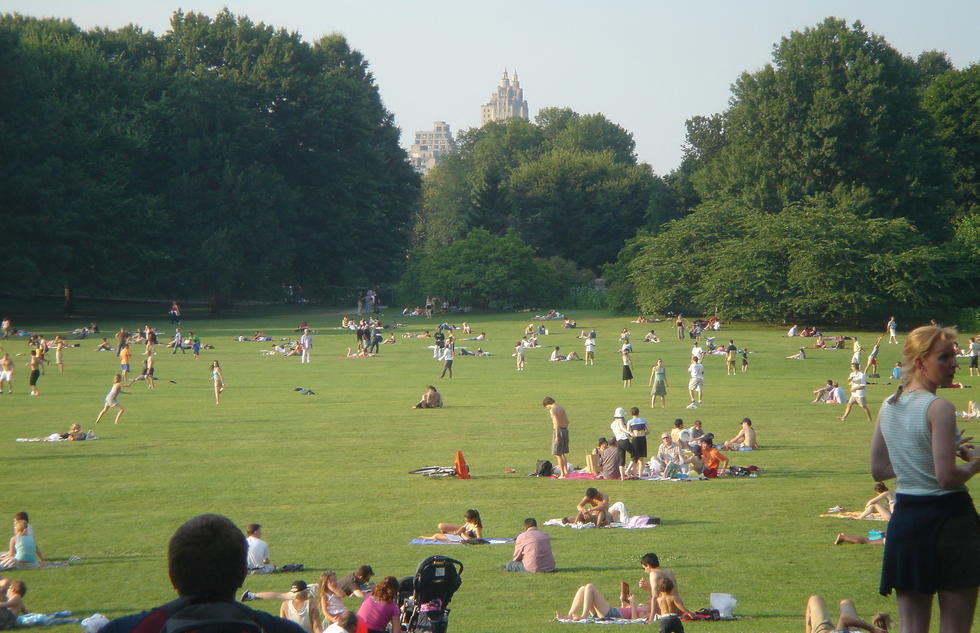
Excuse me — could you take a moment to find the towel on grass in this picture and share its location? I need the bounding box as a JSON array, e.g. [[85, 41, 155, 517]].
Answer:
[[554, 617, 644, 625], [410, 538, 514, 545]]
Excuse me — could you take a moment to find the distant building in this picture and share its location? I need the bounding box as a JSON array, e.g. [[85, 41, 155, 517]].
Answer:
[[481, 69, 528, 126], [409, 121, 453, 175]]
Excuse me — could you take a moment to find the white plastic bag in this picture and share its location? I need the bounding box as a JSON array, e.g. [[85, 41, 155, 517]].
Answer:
[[710, 593, 737, 618]]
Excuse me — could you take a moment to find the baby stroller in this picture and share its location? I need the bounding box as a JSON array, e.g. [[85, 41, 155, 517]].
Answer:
[[399, 555, 463, 633]]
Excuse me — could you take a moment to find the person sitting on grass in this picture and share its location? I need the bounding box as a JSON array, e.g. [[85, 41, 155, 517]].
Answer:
[[279, 580, 321, 633], [856, 482, 895, 520], [246, 524, 275, 575], [721, 418, 760, 451], [412, 386, 442, 409], [812, 380, 835, 403], [803, 595, 890, 633], [786, 347, 806, 360], [0, 579, 27, 616], [1, 521, 42, 570], [420, 509, 483, 542], [698, 437, 728, 478], [563, 488, 622, 526], [356, 577, 400, 633]]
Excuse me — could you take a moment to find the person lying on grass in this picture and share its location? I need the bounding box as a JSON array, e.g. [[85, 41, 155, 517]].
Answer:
[[420, 509, 483, 542]]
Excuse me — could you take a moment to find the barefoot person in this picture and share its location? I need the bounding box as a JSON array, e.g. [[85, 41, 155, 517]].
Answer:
[[96, 374, 132, 424], [722, 418, 760, 451], [638, 552, 688, 627], [212, 360, 224, 404], [804, 595, 890, 633], [544, 397, 570, 478], [649, 359, 668, 408], [0, 353, 13, 394], [26, 351, 42, 396]]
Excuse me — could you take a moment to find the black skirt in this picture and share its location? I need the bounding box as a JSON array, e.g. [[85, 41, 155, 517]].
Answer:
[[623, 365, 633, 381]]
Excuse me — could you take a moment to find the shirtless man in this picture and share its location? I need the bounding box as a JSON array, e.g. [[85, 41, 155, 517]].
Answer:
[[722, 418, 760, 451], [412, 386, 443, 409], [0, 353, 13, 393], [638, 552, 687, 626], [26, 351, 42, 396], [565, 488, 612, 526], [544, 397, 569, 478]]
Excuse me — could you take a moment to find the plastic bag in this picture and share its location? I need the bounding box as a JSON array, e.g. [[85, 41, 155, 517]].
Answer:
[[709, 593, 737, 618]]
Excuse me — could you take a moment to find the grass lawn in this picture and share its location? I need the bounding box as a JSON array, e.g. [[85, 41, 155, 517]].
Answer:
[[2, 300, 977, 632]]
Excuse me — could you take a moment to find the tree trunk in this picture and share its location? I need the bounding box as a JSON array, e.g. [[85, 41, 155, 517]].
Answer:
[[64, 284, 75, 314], [210, 288, 220, 317]]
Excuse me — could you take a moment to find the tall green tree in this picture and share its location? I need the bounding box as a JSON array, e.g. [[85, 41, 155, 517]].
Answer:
[[692, 17, 954, 240]]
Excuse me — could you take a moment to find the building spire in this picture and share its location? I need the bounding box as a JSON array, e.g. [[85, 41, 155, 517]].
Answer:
[[500, 68, 509, 87]]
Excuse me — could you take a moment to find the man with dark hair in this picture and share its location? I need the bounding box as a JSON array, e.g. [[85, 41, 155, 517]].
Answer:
[[592, 438, 621, 480], [245, 524, 274, 575], [505, 518, 555, 573], [565, 488, 611, 526], [324, 611, 360, 633], [543, 397, 570, 478], [638, 552, 687, 626], [100, 514, 304, 633], [337, 566, 374, 598]]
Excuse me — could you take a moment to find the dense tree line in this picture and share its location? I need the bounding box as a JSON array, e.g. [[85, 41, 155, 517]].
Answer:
[[621, 18, 980, 323], [0, 10, 420, 309]]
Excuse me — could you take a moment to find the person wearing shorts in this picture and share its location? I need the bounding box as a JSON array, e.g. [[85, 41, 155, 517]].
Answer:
[[687, 356, 703, 406], [26, 351, 42, 396], [803, 595, 890, 633], [0, 353, 13, 394], [544, 397, 570, 478], [970, 337, 979, 377], [838, 363, 871, 422]]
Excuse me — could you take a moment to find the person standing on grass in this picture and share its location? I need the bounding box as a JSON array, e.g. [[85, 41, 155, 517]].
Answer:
[[212, 361, 224, 404], [887, 316, 898, 344], [649, 358, 668, 408], [300, 329, 312, 364], [584, 336, 595, 366], [171, 328, 185, 354], [687, 355, 703, 408], [675, 315, 685, 341], [969, 337, 979, 377], [0, 353, 13, 394], [188, 332, 201, 359], [544, 397, 569, 479], [26, 351, 41, 396], [872, 324, 980, 633], [119, 344, 131, 380], [54, 335, 65, 373], [440, 344, 453, 379], [865, 335, 884, 376], [839, 362, 872, 422], [622, 350, 633, 387], [515, 342, 525, 371], [851, 336, 862, 368], [96, 374, 132, 424]]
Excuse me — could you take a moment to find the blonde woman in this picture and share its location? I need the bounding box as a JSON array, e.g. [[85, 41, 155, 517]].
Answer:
[[871, 325, 980, 633]]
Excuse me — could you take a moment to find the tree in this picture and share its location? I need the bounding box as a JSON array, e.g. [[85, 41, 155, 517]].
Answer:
[[417, 229, 555, 309], [629, 189, 954, 322], [692, 17, 954, 241]]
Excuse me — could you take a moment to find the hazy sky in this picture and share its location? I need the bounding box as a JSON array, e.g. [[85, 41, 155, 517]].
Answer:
[[4, 1, 979, 175]]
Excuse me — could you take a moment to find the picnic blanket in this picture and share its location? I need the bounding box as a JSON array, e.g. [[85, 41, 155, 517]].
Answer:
[[410, 538, 514, 545], [554, 617, 644, 625]]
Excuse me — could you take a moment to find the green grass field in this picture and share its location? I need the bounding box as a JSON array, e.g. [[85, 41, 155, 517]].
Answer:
[[2, 301, 977, 632]]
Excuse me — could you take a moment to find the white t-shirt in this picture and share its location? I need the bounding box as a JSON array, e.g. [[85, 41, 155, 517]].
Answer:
[[246, 536, 270, 569], [848, 371, 867, 396], [691, 345, 704, 360], [585, 339, 595, 352], [688, 362, 704, 381]]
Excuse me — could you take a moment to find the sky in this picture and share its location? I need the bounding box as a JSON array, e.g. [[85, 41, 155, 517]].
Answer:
[[3, 1, 979, 176]]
